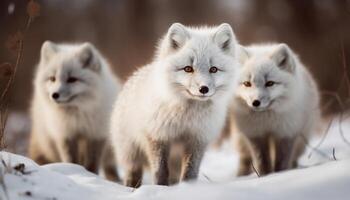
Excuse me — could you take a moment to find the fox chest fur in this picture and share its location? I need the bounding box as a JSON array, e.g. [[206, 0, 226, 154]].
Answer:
[[233, 105, 307, 138], [44, 104, 109, 140], [143, 99, 225, 142]]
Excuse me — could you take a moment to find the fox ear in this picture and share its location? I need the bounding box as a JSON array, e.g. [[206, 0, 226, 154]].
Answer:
[[79, 42, 100, 72], [237, 45, 250, 64], [41, 41, 58, 62], [213, 23, 236, 54], [167, 23, 189, 50], [270, 43, 295, 73]]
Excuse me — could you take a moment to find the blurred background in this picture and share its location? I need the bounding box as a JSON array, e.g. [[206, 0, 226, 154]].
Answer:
[[1, 0, 350, 154]]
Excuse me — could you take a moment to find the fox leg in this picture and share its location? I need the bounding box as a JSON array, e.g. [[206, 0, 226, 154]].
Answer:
[[121, 143, 144, 188], [236, 135, 253, 176], [84, 138, 104, 174], [29, 134, 56, 164], [29, 144, 53, 165], [180, 137, 206, 181], [123, 151, 143, 187], [290, 136, 306, 169], [249, 137, 272, 176], [275, 136, 296, 172], [146, 138, 170, 186], [125, 165, 143, 188], [101, 144, 120, 182], [56, 136, 79, 163]]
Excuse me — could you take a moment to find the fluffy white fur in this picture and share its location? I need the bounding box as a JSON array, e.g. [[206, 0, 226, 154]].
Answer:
[[233, 43, 320, 138], [231, 43, 320, 175], [110, 23, 240, 186], [30, 41, 121, 165]]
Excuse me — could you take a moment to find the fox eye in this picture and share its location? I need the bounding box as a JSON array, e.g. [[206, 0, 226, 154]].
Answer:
[[265, 81, 275, 87], [183, 66, 194, 73], [243, 81, 251, 87], [49, 76, 56, 82], [209, 67, 218, 73], [67, 77, 78, 83]]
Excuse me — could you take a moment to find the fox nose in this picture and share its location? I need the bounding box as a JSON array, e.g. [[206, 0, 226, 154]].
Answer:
[[252, 100, 260, 107], [199, 86, 209, 94], [52, 92, 60, 100]]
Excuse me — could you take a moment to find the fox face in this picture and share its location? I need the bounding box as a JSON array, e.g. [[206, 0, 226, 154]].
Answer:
[[37, 42, 101, 106], [236, 44, 297, 111], [157, 23, 238, 101]]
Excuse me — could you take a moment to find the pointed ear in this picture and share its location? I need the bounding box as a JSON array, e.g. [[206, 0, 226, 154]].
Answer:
[[237, 45, 250, 64], [213, 23, 236, 54], [270, 43, 295, 72], [167, 23, 189, 50], [41, 41, 58, 62], [79, 42, 100, 71]]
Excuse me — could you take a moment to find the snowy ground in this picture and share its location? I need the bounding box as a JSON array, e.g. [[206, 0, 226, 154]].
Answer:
[[1, 113, 350, 200]]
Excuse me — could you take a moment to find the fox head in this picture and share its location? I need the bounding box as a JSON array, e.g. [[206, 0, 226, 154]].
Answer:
[[236, 44, 298, 112], [155, 23, 239, 102], [36, 41, 103, 106]]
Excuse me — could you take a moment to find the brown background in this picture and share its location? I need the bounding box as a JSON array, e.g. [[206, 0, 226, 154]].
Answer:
[[1, 0, 350, 115]]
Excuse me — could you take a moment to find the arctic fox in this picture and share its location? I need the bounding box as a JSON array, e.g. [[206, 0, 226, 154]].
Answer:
[[231, 43, 320, 176], [29, 41, 121, 181], [110, 23, 240, 187]]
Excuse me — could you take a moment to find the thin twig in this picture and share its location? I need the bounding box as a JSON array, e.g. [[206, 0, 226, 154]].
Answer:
[[0, 105, 9, 142], [340, 39, 350, 96], [0, 16, 33, 102], [0, 175, 9, 200], [0, 158, 9, 200], [321, 91, 345, 110], [250, 163, 260, 178], [300, 134, 331, 160], [202, 173, 213, 182], [332, 148, 337, 161], [338, 110, 350, 146], [0, 4, 36, 150], [307, 117, 334, 158]]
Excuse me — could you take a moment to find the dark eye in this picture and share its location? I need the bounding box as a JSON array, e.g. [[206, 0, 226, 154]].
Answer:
[[67, 77, 78, 83], [243, 81, 251, 87], [209, 67, 218, 73], [49, 76, 56, 82], [265, 81, 275, 87], [183, 66, 194, 73]]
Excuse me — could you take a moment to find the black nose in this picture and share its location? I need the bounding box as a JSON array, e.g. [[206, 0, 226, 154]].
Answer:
[[199, 86, 209, 94], [252, 100, 260, 107], [52, 93, 60, 100]]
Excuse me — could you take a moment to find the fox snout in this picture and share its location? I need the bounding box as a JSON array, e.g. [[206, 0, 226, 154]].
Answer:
[[247, 96, 271, 111], [50, 89, 74, 104], [52, 92, 60, 100], [185, 84, 215, 101], [199, 85, 209, 94], [191, 84, 214, 97], [51, 91, 65, 102], [252, 99, 261, 107], [242, 90, 270, 109]]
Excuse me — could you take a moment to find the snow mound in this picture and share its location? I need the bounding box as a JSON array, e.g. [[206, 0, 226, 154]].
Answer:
[[1, 152, 350, 199], [1, 116, 350, 199]]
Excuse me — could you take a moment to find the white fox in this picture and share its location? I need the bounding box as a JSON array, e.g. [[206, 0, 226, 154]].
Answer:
[[110, 23, 240, 187], [230, 43, 320, 176], [29, 41, 121, 181]]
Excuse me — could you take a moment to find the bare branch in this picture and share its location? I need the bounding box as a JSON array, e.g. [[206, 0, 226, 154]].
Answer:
[[201, 173, 213, 182], [338, 110, 350, 146], [309, 117, 333, 157], [332, 148, 337, 161], [300, 134, 331, 160], [0, 1, 39, 150], [250, 163, 260, 178]]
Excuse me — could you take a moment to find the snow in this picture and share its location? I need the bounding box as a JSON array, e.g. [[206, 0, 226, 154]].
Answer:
[[1, 115, 350, 200]]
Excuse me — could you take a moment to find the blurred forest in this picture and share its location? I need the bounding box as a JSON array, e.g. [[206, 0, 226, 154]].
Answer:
[[0, 0, 350, 152]]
